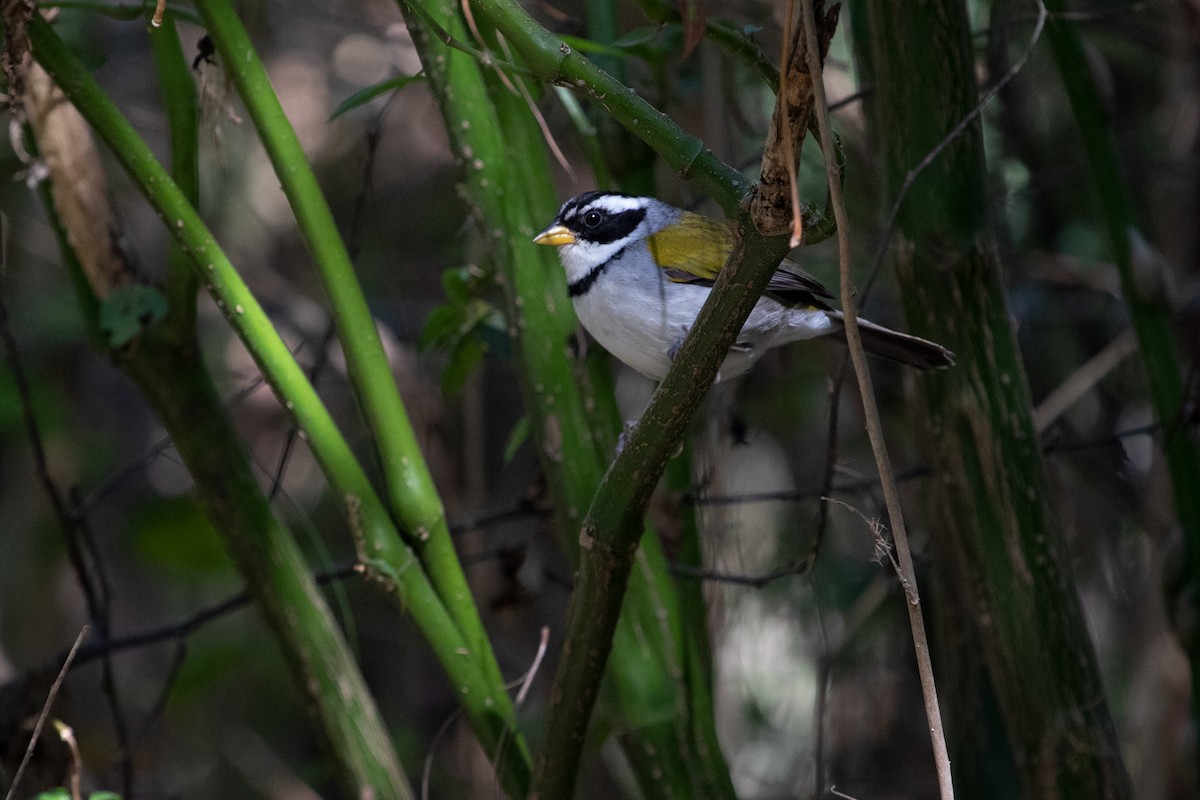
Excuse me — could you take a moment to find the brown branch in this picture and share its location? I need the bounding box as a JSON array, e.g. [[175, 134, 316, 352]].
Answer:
[[797, 1, 955, 799], [750, 0, 838, 235], [26, 62, 139, 298], [3, 626, 89, 800]]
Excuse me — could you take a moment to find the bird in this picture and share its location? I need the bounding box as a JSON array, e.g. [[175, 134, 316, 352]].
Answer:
[[532, 190, 954, 382]]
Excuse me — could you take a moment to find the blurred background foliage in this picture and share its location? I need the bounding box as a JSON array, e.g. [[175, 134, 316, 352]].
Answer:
[[0, 0, 1197, 798]]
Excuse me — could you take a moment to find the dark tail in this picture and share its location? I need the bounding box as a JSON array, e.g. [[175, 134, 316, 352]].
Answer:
[[826, 311, 955, 371]]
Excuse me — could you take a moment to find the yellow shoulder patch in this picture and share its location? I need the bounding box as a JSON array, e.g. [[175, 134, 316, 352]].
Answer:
[[646, 212, 734, 282]]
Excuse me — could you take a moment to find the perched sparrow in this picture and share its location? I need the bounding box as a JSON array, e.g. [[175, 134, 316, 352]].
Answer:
[[534, 191, 954, 381]]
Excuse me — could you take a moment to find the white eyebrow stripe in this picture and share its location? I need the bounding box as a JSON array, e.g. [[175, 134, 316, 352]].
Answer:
[[581, 195, 646, 215]]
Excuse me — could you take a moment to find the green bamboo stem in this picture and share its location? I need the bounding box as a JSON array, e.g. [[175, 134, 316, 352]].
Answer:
[[192, 0, 507, 704], [454, 3, 802, 794], [856, 0, 1133, 795], [28, 17, 530, 792], [400, 0, 596, 519], [664, 451, 734, 796], [31, 20, 410, 795], [493, 80, 732, 794], [1041, 1, 1200, 741], [124, 338, 415, 800], [403, 0, 737, 792]]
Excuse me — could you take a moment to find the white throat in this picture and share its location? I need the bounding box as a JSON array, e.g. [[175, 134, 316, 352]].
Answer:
[[557, 239, 629, 288]]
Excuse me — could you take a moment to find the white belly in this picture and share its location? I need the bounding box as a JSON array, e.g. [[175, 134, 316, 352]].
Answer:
[[572, 270, 835, 382]]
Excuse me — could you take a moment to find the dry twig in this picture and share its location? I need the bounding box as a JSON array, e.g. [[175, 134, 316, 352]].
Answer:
[[797, 0, 955, 797]]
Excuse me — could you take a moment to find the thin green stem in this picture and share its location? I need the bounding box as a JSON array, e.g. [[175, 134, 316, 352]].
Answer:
[[42, 0, 203, 25], [194, 0, 511, 712], [407, 1, 737, 792], [147, 14, 199, 341], [28, 17, 529, 790], [124, 339, 415, 800]]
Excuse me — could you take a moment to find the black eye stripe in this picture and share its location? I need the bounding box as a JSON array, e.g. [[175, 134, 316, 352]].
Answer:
[[557, 192, 647, 245], [568, 207, 645, 245]]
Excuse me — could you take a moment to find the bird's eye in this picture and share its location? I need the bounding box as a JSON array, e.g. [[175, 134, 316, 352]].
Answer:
[[582, 210, 603, 227]]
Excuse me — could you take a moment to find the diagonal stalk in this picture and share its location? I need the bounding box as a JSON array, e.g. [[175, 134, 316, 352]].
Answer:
[[28, 16, 530, 793], [193, 0, 508, 703]]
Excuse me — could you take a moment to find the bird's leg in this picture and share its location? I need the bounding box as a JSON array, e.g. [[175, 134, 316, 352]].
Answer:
[[615, 419, 639, 455], [667, 325, 691, 364]]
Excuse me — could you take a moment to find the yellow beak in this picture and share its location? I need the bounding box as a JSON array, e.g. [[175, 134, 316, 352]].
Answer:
[[532, 225, 576, 246]]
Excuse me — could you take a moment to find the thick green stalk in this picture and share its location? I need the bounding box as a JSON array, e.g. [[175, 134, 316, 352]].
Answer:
[[28, 17, 529, 792], [404, 0, 736, 792], [192, 0, 507, 704], [664, 451, 732, 796], [488, 68, 734, 798], [1042, 0, 1200, 737], [124, 337, 414, 800], [855, 1, 1132, 796], [400, 0, 597, 524], [31, 21, 408, 794], [454, 3, 807, 794]]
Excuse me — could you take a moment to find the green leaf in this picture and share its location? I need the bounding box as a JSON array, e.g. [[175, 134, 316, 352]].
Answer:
[[441, 334, 486, 395], [34, 790, 71, 800], [89, 792, 123, 800], [98, 284, 168, 347], [420, 305, 461, 351], [558, 34, 633, 60], [328, 73, 425, 120], [611, 25, 668, 49], [441, 265, 474, 305], [502, 414, 530, 464], [132, 495, 231, 577], [476, 308, 511, 359]]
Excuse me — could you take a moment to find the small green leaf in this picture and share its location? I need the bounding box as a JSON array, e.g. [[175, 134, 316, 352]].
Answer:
[[34, 790, 71, 800], [420, 305, 460, 351], [441, 266, 474, 305], [502, 414, 530, 464], [329, 73, 425, 120], [441, 335, 486, 395], [132, 495, 230, 577], [98, 284, 168, 347], [611, 25, 667, 49], [558, 35, 633, 60], [477, 309, 511, 359], [89, 792, 123, 800]]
